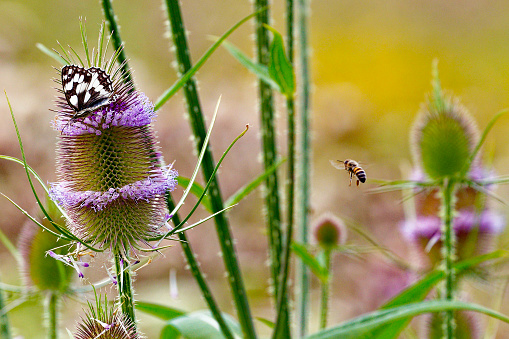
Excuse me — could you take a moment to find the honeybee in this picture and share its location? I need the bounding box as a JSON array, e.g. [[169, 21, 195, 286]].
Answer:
[[330, 159, 366, 186]]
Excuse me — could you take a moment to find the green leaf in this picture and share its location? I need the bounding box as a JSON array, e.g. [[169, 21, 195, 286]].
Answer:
[[220, 40, 280, 91], [305, 300, 509, 339], [225, 158, 285, 207], [265, 25, 295, 97], [291, 242, 328, 283], [177, 176, 212, 212], [136, 301, 186, 321], [163, 311, 242, 339], [155, 11, 259, 111], [462, 108, 509, 176], [363, 250, 508, 339], [160, 325, 180, 339], [255, 317, 275, 329]]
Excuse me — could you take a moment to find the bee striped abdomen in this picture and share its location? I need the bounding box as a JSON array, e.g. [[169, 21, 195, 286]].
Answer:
[[353, 167, 366, 183]]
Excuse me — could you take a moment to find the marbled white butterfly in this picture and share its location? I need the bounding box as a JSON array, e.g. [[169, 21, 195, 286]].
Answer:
[[61, 65, 116, 122]]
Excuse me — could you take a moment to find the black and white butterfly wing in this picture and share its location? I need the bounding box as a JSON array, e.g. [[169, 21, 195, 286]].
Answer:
[[61, 65, 115, 118]]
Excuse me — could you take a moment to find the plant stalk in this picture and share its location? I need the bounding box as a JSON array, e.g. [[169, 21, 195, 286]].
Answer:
[[0, 274, 12, 339], [45, 292, 59, 339], [100, 0, 134, 88], [114, 250, 136, 332], [296, 0, 312, 336], [166, 194, 234, 339], [440, 178, 457, 338], [319, 250, 332, 330], [273, 0, 295, 337], [164, 1, 256, 337], [254, 0, 284, 306]]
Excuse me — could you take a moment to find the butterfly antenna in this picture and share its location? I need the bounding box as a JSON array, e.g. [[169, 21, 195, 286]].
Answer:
[[60, 118, 72, 135]]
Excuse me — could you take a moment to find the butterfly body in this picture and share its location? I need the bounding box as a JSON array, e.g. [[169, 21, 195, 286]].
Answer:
[[61, 65, 116, 123]]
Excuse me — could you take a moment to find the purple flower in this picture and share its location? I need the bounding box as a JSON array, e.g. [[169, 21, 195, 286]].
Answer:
[[49, 63, 177, 254], [401, 166, 505, 265]]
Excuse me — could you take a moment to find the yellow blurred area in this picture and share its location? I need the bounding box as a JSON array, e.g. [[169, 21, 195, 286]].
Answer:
[[2, 0, 509, 337]]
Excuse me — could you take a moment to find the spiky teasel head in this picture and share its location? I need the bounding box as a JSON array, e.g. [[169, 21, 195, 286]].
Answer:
[[411, 62, 479, 180], [74, 294, 142, 339], [49, 23, 177, 255], [313, 213, 347, 250], [410, 95, 479, 180]]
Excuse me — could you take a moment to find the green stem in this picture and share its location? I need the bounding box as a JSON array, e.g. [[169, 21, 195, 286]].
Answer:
[[0, 274, 12, 339], [166, 195, 234, 339], [114, 250, 137, 331], [254, 0, 283, 306], [440, 179, 457, 338], [164, 1, 256, 338], [100, 0, 134, 88], [296, 0, 311, 336], [272, 0, 295, 337], [45, 292, 59, 339], [319, 250, 332, 330]]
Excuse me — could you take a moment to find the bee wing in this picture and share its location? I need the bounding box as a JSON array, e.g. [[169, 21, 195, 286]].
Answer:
[[329, 159, 344, 170]]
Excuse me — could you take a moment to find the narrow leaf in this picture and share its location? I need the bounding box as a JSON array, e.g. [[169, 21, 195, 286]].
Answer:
[[365, 250, 508, 339], [135, 301, 185, 321], [155, 11, 259, 110], [265, 25, 295, 97], [221, 40, 280, 91], [305, 300, 509, 339], [225, 158, 285, 207], [256, 317, 275, 329], [291, 242, 328, 283], [177, 176, 212, 212]]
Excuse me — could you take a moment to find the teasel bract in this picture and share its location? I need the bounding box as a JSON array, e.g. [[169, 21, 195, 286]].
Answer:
[[49, 28, 177, 256]]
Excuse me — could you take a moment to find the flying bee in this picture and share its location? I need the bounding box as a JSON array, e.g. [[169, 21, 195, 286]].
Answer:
[[330, 159, 366, 186]]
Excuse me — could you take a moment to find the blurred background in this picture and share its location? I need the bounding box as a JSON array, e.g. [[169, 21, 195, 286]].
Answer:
[[2, 0, 509, 337]]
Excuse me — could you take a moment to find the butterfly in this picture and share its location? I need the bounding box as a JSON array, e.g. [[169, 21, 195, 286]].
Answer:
[[61, 65, 116, 123]]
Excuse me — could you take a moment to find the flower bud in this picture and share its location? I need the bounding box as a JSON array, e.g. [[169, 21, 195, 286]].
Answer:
[[313, 213, 347, 249], [411, 95, 479, 180], [18, 200, 74, 292]]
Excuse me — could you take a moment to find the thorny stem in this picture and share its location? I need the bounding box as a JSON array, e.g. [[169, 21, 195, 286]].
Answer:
[[166, 194, 234, 339], [254, 0, 284, 313], [164, 1, 256, 337], [113, 250, 136, 332], [45, 292, 59, 339], [273, 0, 295, 337], [319, 250, 332, 330], [100, 0, 134, 89], [296, 0, 312, 336], [440, 178, 457, 338]]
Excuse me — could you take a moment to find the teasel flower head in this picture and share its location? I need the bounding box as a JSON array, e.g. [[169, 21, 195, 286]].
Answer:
[[49, 29, 177, 255], [410, 93, 479, 180], [313, 212, 347, 250], [74, 294, 141, 339]]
